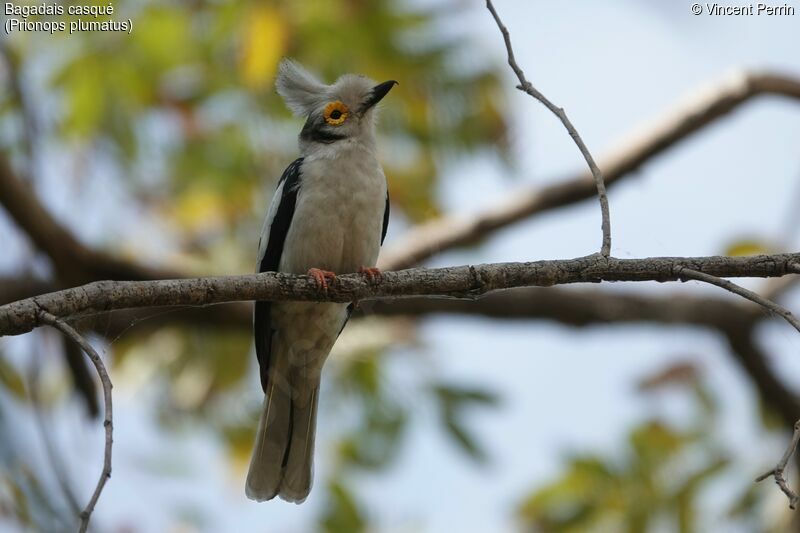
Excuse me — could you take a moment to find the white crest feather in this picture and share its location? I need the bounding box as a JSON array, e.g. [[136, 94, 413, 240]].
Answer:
[[276, 59, 327, 117]]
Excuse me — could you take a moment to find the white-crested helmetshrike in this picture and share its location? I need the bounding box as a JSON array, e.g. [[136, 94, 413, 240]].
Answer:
[[247, 60, 395, 503]]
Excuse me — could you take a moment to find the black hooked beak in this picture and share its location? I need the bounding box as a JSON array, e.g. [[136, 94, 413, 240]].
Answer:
[[360, 80, 398, 113]]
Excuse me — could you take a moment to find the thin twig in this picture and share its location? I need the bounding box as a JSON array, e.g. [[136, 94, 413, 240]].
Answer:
[[677, 267, 800, 335], [38, 312, 113, 533], [677, 267, 800, 508], [485, 0, 612, 256], [755, 419, 800, 509]]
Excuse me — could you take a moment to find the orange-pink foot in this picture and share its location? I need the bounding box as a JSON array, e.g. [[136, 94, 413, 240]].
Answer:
[[358, 266, 382, 282], [307, 268, 337, 291]]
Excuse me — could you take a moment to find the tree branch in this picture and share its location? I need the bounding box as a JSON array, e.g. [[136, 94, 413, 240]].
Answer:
[[378, 71, 800, 271], [0, 274, 779, 339], [2, 252, 799, 337], [756, 420, 800, 510], [678, 267, 800, 335], [675, 267, 800, 507], [486, 0, 612, 256], [37, 312, 113, 533]]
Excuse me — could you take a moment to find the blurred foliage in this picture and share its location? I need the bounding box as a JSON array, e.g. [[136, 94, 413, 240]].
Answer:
[[517, 361, 788, 533], [335, 351, 409, 471], [724, 238, 775, 257], [319, 339, 500, 531], [0, 394, 75, 532], [1, 1, 510, 528], [0, 352, 27, 401], [433, 383, 499, 462], [2, 0, 510, 248]]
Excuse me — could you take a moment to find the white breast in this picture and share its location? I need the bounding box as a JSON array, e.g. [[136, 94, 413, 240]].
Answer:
[[279, 140, 387, 275]]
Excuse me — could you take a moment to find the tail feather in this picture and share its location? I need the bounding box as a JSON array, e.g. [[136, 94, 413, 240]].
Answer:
[[245, 353, 293, 502], [246, 337, 322, 503], [281, 374, 320, 502]]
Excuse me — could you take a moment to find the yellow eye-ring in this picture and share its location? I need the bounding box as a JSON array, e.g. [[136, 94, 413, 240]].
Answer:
[[323, 101, 349, 126]]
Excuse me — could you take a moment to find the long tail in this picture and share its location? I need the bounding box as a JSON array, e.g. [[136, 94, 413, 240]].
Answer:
[[246, 340, 321, 504]]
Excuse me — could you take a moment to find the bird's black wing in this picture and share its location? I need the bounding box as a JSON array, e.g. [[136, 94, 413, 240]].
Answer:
[[381, 191, 390, 245], [254, 158, 303, 393]]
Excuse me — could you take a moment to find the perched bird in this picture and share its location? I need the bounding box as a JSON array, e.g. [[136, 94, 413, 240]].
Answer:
[[247, 59, 395, 503]]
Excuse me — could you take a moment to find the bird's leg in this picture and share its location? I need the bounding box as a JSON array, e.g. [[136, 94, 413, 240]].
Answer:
[[358, 266, 382, 283], [307, 268, 337, 291]]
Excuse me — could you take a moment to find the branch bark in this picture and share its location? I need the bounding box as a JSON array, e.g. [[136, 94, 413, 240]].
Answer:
[[2, 252, 799, 337]]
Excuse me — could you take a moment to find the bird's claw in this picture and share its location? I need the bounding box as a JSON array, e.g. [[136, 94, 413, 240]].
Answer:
[[358, 266, 382, 283], [307, 268, 337, 291]]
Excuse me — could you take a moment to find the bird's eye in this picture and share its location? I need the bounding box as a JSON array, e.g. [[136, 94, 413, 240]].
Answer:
[[324, 101, 349, 126]]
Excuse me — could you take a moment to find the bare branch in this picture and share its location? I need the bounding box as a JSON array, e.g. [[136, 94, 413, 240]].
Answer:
[[678, 267, 800, 335], [378, 71, 800, 271], [2, 252, 799, 337], [485, 0, 611, 256], [0, 275, 773, 337], [756, 420, 800, 510], [38, 312, 113, 533], [675, 267, 800, 507]]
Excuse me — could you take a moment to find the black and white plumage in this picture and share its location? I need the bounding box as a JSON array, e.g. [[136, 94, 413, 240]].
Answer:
[[247, 60, 395, 503]]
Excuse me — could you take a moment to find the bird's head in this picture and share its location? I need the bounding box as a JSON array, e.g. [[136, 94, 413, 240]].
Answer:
[[276, 59, 397, 147]]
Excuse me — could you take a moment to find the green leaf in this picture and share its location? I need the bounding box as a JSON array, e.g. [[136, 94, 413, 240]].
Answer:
[[443, 416, 487, 463], [433, 383, 500, 408], [432, 383, 498, 462], [724, 238, 773, 257]]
